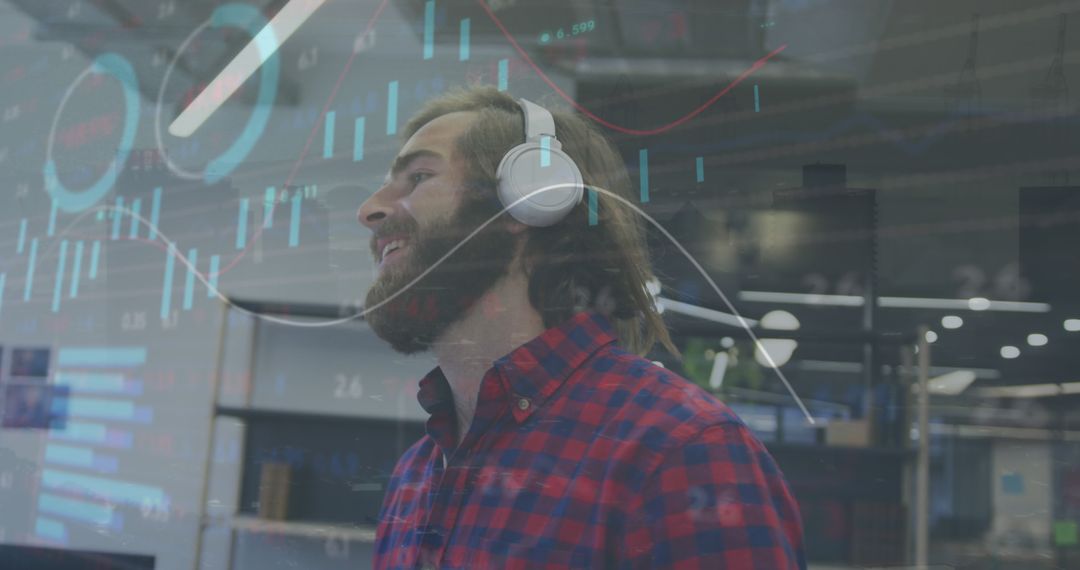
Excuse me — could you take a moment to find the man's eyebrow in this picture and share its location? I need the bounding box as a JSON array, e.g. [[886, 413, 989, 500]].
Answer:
[[390, 149, 443, 178]]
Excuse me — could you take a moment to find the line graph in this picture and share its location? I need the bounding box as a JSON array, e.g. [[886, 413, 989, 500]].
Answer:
[[22, 0, 782, 284], [10, 0, 801, 417], [475, 0, 786, 136], [204, 0, 784, 278]]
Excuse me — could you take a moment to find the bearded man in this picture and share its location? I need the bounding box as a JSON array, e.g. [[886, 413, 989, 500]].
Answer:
[[360, 86, 805, 569]]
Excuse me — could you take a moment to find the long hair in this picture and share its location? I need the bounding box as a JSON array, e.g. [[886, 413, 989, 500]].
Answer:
[[403, 87, 678, 357]]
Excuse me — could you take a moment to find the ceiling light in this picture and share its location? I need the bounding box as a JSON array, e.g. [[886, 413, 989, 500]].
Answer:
[[926, 370, 976, 395], [760, 310, 800, 331], [755, 310, 800, 368], [968, 297, 991, 311], [1000, 345, 1020, 359], [1065, 319, 1080, 332], [925, 330, 938, 343], [755, 339, 797, 368], [1027, 333, 1048, 347], [941, 315, 963, 329]]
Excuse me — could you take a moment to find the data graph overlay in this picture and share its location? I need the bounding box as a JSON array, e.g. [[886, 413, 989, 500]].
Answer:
[[39, 346, 167, 543], [0, 1, 1077, 569]]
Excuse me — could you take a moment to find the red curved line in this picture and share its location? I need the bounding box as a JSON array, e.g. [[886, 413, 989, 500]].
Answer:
[[208, 0, 782, 279], [476, 0, 786, 136]]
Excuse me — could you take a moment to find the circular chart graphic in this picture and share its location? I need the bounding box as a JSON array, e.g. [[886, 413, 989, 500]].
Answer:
[[44, 52, 140, 213], [155, 3, 280, 184]]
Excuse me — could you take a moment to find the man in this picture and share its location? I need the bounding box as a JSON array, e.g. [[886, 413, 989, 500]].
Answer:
[[360, 86, 805, 569]]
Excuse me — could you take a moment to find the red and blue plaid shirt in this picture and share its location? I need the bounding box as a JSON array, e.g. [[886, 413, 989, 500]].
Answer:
[[374, 311, 805, 569]]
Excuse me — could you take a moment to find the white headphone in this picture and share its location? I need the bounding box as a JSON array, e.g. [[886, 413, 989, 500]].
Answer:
[[495, 98, 584, 227]]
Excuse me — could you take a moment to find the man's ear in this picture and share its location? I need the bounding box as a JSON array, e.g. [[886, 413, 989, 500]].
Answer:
[[509, 228, 532, 275], [505, 219, 529, 235]]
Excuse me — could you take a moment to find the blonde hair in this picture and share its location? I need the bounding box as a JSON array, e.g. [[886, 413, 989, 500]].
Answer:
[[404, 87, 678, 358]]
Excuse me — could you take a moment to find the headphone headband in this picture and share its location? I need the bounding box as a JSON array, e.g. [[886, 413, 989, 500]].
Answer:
[[518, 98, 557, 143]]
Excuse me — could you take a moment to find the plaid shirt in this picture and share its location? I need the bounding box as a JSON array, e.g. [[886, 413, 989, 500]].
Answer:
[[374, 312, 805, 569]]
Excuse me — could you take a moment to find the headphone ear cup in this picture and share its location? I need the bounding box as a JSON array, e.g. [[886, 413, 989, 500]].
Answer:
[[496, 142, 584, 227]]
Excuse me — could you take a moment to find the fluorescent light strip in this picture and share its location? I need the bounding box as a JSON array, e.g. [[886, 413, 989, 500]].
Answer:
[[797, 359, 1001, 379], [739, 290, 1050, 313], [739, 290, 863, 307], [796, 360, 863, 373], [975, 382, 1080, 399], [657, 297, 759, 328], [930, 422, 1080, 442], [879, 296, 1050, 312], [169, 0, 328, 137]]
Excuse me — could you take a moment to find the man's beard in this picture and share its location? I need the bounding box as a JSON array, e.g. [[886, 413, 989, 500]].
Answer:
[[364, 193, 516, 354]]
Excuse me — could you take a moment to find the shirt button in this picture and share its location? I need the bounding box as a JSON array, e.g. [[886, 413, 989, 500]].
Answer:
[[517, 397, 531, 411]]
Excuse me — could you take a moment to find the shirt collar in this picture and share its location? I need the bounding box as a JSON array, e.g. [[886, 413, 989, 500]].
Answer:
[[416, 311, 618, 423]]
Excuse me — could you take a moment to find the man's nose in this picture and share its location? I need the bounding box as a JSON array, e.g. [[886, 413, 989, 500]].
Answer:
[[357, 186, 396, 230]]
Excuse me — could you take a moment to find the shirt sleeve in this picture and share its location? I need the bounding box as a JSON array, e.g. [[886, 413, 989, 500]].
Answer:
[[615, 422, 806, 569]]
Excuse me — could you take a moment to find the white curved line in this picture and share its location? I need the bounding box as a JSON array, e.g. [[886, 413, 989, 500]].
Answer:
[[46, 182, 814, 423]]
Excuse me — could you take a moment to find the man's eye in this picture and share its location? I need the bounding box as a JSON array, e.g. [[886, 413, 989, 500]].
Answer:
[[409, 172, 432, 185]]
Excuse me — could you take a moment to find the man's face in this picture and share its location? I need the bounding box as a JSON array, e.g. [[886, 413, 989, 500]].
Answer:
[[357, 112, 517, 353]]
